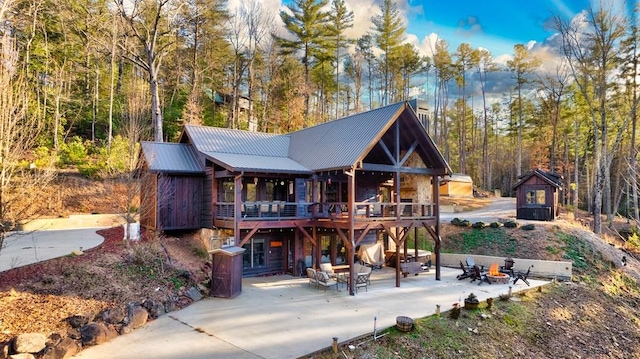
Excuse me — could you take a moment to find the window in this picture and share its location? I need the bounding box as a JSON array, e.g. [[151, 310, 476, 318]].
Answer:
[[525, 189, 545, 205], [243, 239, 265, 268]]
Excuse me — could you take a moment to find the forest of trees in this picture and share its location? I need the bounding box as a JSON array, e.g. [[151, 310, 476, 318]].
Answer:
[[0, 0, 639, 236]]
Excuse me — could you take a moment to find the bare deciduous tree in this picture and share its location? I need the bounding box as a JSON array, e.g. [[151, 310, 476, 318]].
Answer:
[[0, 3, 53, 253]]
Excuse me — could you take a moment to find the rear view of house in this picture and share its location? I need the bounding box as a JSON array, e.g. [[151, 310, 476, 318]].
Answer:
[[139, 101, 452, 294]]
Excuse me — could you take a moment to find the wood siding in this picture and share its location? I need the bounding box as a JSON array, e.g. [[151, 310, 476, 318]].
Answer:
[[157, 175, 203, 230]]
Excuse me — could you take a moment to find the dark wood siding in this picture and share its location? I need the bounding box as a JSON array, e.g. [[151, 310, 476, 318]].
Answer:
[[201, 167, 213, 228], [157, 175, 203, 230], [140, 171, 158, 230]]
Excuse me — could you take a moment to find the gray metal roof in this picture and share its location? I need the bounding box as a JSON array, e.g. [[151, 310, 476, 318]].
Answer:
[[288, 103, 404, 171], [141, 142, 204, 174], [184, 125, 289, 156], [174, 101, 451, 175], [202, 152, 312, 174]]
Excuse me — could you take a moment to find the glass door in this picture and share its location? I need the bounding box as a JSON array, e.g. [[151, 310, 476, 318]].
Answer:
[[243, 238, 266, 269]]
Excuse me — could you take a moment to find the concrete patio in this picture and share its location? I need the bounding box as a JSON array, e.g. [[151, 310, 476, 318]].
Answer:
[[76, 266, 547, 359]]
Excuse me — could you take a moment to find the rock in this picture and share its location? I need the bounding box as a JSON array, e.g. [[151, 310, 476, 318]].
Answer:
[[1, 343, 9, 358], [66, 329, 81, 341], [80, 323, 118, 346], [46, 333, 64, 347], [119, 325, 133, 335], [164, 297, 176, 313], [124, 304, 148, 330], [12, 333, 46, 354], [101, 307, 125, 324], [40, 338, 80, 359], [66, 315, 90, 329], [186, 287, 202, 302], [142, 299, 165, 319], [9, 354, 35, 359]]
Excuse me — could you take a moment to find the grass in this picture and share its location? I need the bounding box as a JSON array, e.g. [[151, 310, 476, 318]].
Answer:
[[444, 227, 517, 255]]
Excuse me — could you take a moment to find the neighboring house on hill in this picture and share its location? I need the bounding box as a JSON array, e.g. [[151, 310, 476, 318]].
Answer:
[[139, 101, 452, 294], [512, 169, 563, 221]]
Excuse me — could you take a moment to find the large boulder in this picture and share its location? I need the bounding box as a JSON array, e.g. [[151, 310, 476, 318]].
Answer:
[[9, 354, 35, 359], [12, 333, 46, 354], [142, 299, 165, 319], [101, 307, 125, 324], [80, 323, 118, 346], [185, 287, 202, 302], [66, 315, 90, 329], [40, 338, 81, 359], [124, 304, 148, 330]]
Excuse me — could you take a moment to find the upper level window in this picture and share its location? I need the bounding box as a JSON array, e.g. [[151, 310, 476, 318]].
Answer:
[[525, 189, 545, 205]]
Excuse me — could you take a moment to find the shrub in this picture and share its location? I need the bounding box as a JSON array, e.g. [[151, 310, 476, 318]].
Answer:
[[59, 136, 89, 166], [521, 224, 536, 231], [489, 222, 503, 228], [504, 221, 519, 228], [472, 222, 487, 229]]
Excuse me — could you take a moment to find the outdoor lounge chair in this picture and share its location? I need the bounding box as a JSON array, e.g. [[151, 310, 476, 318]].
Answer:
[[316, 271, 339, 292], [457, 261, 473, 280], [500, 258, 515, 277], [320, 263, 337, 278], [513, 266, 531, 286], [470, 265, 491, 285], [306, 268, 318, 288], [466, 257, 483, 271]]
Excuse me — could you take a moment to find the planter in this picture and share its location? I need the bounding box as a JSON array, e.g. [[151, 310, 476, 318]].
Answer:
[[396, 316, 413, 332], [464, 300, 479, 310]]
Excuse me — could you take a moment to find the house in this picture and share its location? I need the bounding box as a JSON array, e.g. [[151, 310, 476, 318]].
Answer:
[[139, 101, 452, 294], [439, 173, 473, 198], [512, 169, 563, 221]]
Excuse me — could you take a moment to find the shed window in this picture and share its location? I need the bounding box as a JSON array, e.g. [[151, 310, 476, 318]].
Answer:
[[525, 190, 545, 205]]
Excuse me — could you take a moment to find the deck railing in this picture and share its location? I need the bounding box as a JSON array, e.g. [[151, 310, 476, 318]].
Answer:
[[215, 201, 436, 221]]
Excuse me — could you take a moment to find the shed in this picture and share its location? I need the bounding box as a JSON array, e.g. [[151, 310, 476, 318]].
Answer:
[[439, 173, 473, 198], [512, 169, 563, 221]]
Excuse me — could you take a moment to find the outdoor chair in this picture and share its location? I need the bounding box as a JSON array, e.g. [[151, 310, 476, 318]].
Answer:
[[354, 272, 370, 293], [466, 257, 483, 271], [513, 266, 531, 286], [470, 265, 491, 285], [306, 268, 318, 288], [457, 261, 473, 280], [354, 263, 372, 285], [316, 271, 339, 292], [320, 263, 337, 279], [499, 258, 515, 277]]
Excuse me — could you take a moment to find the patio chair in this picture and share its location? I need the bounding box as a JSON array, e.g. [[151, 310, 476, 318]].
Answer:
[[320, 263, 337, 278], [306, 268, 318, 288], [470, 265, 491, 285], [499, 258, 515, 277], [457, 261, 473, 280], [316, 271, 339, 292], [354, 272, 370, 293], [513, 266, 531, 286], [466, 257, 483, 271], [354, 263, 372, 285]]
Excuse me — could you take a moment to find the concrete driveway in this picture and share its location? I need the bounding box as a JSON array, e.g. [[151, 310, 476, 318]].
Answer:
[[440, 197, 517, 223], [76, 267, 546, 359], [0, 228, 105, 272]]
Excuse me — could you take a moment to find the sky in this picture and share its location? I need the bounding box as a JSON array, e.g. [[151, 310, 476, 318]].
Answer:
[[227, 0, 631, 103]]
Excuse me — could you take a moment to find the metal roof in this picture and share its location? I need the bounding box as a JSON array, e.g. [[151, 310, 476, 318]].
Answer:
[[202, 152, 312, 174], [140, 142, 204, 174], [288, 103, 404, 171], [173, 101, 451, 175], [183, 125, 289, 157], [512, 169, 563, 190]]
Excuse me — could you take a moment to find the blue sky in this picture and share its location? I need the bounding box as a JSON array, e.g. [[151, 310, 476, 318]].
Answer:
[[403, 0, 590, 57]]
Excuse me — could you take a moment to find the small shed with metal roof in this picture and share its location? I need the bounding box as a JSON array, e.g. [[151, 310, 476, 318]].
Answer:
[[512, 168, 563, 221]]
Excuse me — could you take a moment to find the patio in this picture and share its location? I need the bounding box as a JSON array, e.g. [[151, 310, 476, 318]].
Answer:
[[77, 266, 547, 359]]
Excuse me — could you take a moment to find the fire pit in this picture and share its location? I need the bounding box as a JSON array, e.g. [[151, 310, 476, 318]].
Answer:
[[486, 263, 510, 284]]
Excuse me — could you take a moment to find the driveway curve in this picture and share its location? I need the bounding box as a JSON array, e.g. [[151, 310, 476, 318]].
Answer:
[[440, 197, 517, 223]]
